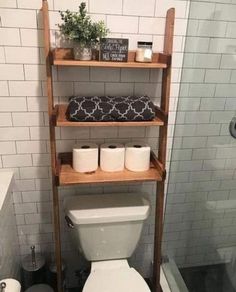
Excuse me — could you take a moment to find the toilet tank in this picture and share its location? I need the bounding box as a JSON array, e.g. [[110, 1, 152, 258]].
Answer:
[[64, 193, 150, 261]]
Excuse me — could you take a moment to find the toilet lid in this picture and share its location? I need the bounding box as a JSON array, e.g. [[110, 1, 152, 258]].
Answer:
[[83, 267, 151, 292]]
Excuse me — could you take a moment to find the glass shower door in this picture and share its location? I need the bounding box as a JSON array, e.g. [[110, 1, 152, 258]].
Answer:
[[163, 1, 236, 291]]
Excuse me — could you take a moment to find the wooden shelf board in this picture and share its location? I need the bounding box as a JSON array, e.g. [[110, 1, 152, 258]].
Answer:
[[58, 152, 163, 186], [54, 59, 167, 68], [52, 48, 169, 69], [55, 104, 164, 127]]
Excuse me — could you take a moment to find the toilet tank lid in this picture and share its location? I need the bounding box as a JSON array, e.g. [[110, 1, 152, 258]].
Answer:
[[64, 193, 150, 225]]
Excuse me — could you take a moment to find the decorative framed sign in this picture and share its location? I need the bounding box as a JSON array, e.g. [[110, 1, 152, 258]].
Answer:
[[100, 38, 129, 62]]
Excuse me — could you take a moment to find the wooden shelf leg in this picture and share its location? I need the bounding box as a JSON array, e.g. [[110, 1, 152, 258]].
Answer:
[[52, 180, 63, 292], [152, 7, 175, 292], [42, 1, 63, 291], [153, 181, 165, 292]]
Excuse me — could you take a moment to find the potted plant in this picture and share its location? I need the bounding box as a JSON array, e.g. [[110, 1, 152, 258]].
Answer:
[[59, 2, 109, 60]]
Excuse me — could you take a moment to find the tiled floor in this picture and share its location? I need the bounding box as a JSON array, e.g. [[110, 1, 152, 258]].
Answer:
[[180, 264, 236, 292]]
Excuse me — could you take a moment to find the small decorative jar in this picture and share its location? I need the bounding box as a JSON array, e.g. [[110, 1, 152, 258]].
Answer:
[[135, 41, 153, 63]]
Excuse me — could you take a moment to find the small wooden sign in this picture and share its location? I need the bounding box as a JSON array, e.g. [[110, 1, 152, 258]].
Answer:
[[100, 38, 129, 62]]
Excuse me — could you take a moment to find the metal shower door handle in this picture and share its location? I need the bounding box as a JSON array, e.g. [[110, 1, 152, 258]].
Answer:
[[229, 117, 236, 139], [65, 216, 74, 229]]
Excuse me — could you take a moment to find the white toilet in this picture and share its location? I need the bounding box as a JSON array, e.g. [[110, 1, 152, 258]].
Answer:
[[64, 192, 151, 292]]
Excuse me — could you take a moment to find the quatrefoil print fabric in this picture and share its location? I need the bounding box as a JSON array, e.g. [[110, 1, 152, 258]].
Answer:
[[67, 95, 156, 122]]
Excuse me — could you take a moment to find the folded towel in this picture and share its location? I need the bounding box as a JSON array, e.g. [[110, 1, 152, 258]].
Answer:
[[67, 95, 156, 122]]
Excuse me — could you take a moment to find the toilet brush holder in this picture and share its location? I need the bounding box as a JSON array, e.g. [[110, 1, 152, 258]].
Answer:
[[21, 246, 46, 290]]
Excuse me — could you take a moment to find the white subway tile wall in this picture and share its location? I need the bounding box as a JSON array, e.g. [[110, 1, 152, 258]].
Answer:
[[4, 0, 236, 286], [162, 0, 236, 270]]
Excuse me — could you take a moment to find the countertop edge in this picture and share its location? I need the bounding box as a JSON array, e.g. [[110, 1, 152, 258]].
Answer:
[[0, 171, 14, 211]]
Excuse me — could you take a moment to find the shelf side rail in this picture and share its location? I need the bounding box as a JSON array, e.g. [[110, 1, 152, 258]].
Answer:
[[153, 7, 175, 292], [42, 1, 63, 291]]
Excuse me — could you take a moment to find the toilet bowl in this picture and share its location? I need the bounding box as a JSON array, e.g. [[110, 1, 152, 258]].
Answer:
[[64, 192, 151, 292]]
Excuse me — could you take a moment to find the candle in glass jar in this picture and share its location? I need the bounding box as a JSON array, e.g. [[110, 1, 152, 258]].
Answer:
[[135, 42, 153, 63]]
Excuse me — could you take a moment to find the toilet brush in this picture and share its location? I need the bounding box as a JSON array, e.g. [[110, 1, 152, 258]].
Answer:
[[21, 246, 46, 290]]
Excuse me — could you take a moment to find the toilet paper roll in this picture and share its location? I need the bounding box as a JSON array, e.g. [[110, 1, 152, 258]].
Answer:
[[100, 143, 125, 172], [73, 143, 98, 173], [0, 279, 21, 292], [125, 142, 151, 172]]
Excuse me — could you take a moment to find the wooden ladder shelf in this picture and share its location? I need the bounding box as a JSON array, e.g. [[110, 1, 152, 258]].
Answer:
[[42, 0, 175, 291]]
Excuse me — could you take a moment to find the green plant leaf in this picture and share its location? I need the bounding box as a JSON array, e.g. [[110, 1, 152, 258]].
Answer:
[[58, 2, 110, 46]]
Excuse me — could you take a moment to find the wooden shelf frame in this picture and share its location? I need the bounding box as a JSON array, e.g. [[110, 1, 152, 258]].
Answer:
[[42, 0, 174, 291]]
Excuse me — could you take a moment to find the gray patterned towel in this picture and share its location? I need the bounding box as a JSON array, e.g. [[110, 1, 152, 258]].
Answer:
[[67, 95, 156, 122]]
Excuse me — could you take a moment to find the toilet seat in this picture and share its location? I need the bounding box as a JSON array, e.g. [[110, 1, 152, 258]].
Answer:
[[83, 266, 151, 292]]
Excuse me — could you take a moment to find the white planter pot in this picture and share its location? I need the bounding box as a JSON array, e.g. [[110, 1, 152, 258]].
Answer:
[[74, 45, 92, 61]]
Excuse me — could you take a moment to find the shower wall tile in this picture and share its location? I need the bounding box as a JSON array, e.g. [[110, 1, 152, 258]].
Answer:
[[185, 112, 211, 124], [124, 0, 156, 16], [90, 0, 122, 14], [155, 0, 189, 18], [0, 97, 27, 112], [214, 3, 236, 21], [0, 0, 17, 8], [205, 69, 231, 83], [12, 112, 44, 126], [183, 53, 221, 68], [215, 84, 236, 97], [20, 29, 43, 48], [200, 98, 226, 110], [0, 64, 24, 80], [5, 47, 40, 64], [2, 155, 32, 168], [209, 38, 236, 54], [226, 22, 236, 38], [54, 0, 86, 11], [189, 2, 215, 20], [16, 141, 47, 154], [221, 55, 236, 69], [139, 17, 166, 35], [0, 82, 9, 96], [17, 0, 53, 9], [0, 8, 37, 28], [188, 84, 215, 97], [231, 71, 236, 83], [0, 127, 30, 141], [0, 142, 16, 155], [197, 20, 227, 37], [0, 47, 5, 63], [107, 15, 139, 34], [185, 37, 210, 53]]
